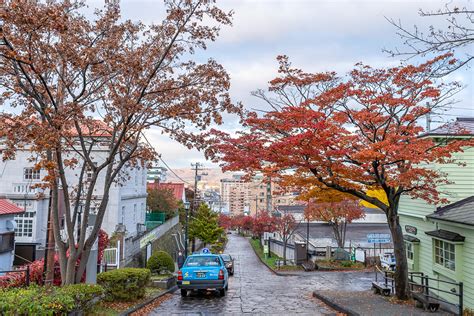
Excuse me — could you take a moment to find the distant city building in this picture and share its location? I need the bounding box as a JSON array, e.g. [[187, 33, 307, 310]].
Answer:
[[147, 166, 168, 183], [221, 174, 250, 216]]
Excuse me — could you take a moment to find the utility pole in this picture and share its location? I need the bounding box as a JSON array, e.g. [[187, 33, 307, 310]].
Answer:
[[190, 162, 205, 252], [426, 102, 432, 132], [266, 177, 272, 214]]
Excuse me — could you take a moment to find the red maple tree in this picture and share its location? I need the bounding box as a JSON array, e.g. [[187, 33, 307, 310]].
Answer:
[[305, 198, 365, 248], [252, 211, 278, 238], [209, 54, 471, 299], [274, 213, 298, 265], [218, 213, 233, 230]]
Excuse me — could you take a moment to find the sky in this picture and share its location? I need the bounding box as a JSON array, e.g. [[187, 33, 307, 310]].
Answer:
[[93, 0, 474, 170]]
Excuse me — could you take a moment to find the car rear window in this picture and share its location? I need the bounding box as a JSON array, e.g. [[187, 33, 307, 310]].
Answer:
[[185, 256, 221, 267], [221, 254, 231, 261]]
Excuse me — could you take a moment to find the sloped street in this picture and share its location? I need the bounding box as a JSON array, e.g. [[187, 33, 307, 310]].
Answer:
[[151, 234, 374, 315]]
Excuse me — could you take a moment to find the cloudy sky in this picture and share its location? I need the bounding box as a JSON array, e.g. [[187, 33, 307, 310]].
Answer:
[[100, 0, 474, 169]]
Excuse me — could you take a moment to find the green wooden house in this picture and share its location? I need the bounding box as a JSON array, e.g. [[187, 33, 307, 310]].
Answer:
[[399, 117, 474, 312]]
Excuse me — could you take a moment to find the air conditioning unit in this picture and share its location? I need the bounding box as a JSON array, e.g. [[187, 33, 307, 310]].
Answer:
[[137, 223, 146, 234], [115, 223, 126, 233]]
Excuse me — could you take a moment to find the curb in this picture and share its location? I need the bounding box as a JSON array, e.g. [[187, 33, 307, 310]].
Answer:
[[312, 291, 360, 316], [247, 238, 300, 277], [120, 285, 177, 316]]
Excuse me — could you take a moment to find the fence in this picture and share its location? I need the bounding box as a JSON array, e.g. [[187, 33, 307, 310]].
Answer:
[[267, 238, 295, 261], [0, 266, 30, 287], [374, 267, 463, 315]]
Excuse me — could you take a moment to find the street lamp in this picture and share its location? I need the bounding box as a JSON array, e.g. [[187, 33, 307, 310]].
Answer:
[[184, 201, 190, 258], [77, 203, 84, 244]]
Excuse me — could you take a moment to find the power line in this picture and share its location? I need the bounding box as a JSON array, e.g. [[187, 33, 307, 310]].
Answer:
[[142, 133, 192, 185], [159, 156, 193, 186]]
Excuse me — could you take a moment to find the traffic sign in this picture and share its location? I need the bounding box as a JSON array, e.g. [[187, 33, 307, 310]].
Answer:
[[367, 233, 391, 243]]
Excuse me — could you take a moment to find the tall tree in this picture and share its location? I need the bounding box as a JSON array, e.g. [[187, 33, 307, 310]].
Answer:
[[305, 198, 365, 248], [209, 55, 471, 299], [147, 188, 179, 219], [385, 3, 473, 75], [189, 203, 224, 247], [0, 0, 240, 284]]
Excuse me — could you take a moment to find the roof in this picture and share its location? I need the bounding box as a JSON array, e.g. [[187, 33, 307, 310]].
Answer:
[[147, 182, 185, 202], [403, 235, 420, 243], [0, 199, 25, 216], [276, 205, 305, 213], [427, 196, 474, 226], [425, 117, 474, 137], [425, 229, 465, 242]]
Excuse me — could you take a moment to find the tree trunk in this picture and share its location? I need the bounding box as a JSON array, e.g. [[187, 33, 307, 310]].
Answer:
[[387, 208, 409, 300], [283, 239, 287, 265], [332, 223, 344, 248]]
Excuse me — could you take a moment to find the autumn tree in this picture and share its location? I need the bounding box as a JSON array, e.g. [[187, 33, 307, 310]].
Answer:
[[305, 198, 365, 248], [0, 0, 240, 284], [252, 211, 277, 238], [386, 3, 473, 75], [189, 203, 224, 247], [147, 188, 179, 220], [209, 54, 470, 299], [218, 213, 232, 230], [274, 213, 298, 265]]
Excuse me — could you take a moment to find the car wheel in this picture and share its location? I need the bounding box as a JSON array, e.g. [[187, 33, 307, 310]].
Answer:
[[219, 288, 226, 297], [180, 289, 187, 297]]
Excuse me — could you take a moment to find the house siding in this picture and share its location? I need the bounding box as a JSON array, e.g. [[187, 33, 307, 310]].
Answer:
[[399, 145, 474, 310]]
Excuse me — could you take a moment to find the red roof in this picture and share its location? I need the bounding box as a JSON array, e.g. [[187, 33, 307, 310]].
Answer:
[[0, 199, 25, 216], [147, 182, 185, 202]]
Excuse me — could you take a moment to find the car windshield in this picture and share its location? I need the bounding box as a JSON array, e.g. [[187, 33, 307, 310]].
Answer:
[[185, 256, 221, 267], [221, 254, 231, 261]]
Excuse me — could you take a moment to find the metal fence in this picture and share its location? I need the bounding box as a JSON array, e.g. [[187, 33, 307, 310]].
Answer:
[[0, 266, 31, 287]]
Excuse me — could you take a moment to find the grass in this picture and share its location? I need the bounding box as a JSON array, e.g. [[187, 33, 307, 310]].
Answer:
[[150, 273, 174, 281], [86, 287, 164, 316], [315, 259, 365, 270], [248, 238, 302, 271]]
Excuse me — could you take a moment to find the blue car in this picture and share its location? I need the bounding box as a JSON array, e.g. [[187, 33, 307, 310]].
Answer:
[[177, 253, 229, 297]]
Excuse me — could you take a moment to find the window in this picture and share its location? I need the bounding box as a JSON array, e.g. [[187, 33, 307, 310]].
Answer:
[[434, 239, 456, 271], [0, 232, 15, 253], [405, 242, 414, 261], [15, 211, 35, 238], [23, 168, 40, 180], [86, 162, 97, 181]]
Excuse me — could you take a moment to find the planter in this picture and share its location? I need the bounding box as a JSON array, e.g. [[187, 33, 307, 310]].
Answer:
[[151, 276, 176, 289]]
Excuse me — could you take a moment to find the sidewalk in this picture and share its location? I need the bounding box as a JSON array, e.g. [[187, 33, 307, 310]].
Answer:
[[312, 290, 452, 316]]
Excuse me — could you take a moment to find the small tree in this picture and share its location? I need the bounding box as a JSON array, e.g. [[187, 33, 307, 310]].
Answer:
[[252, 212, 277, 239], [147, 188, 179, 219], [218, 213, 232, 230], [189, 204, 224, 247], [274, 214, 298, 265], [305, 199, 365, 248]]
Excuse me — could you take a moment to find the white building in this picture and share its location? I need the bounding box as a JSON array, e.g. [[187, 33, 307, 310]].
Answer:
[[0, 147, 147, 265]]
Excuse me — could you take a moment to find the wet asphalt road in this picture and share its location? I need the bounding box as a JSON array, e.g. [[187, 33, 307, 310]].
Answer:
[[150, 233, 374, 315]]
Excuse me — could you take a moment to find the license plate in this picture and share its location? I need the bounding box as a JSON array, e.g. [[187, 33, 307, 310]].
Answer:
[[182, 281, 190, 285], [196, 272, 206, 278]]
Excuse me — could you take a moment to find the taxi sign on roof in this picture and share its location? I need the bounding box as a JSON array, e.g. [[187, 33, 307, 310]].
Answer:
[[201, 248, 210, 254]]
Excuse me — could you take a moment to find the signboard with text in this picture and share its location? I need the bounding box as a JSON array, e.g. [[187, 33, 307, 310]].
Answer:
[[367, 233, 391, 243]]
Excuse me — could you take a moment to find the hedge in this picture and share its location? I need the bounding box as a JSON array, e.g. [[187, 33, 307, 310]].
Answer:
[[0, 284, 103, 315], [97, 268, 151, 301], [146, 251, 175, 274]]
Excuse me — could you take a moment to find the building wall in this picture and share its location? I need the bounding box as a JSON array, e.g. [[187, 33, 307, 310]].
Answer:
[[0, 214, 15, 272], [0, 149, 147, 254], [399, 145, 474, 310]]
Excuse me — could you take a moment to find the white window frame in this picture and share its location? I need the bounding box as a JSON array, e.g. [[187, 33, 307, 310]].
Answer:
[[405, 241, 414, 261], [23, 167, 40, 181], [434, 239, 456, 271], [15, 211, 35, 238]]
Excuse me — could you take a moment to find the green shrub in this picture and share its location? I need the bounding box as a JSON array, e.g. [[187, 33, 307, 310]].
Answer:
[[146, 251, 175, 274], [97, 268, 151, 301], [0, 285, 76, 315], [340, 260, 354, 267], [59, 284, 104, 310]]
